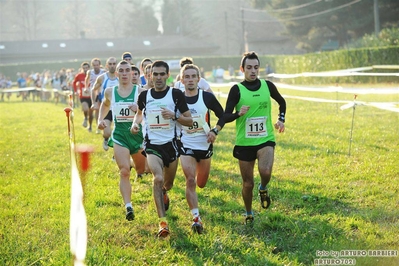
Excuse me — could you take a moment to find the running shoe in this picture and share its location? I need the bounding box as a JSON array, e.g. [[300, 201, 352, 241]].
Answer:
[[191, 217, 203, 234], [82, 118, 87, 128], [259, 184, 271, 209], [103, 139, 109, 151], [87, 127, 92, 133], [157, 221, 170, 238], [126, 207, 134, 221], [163, 190, 170, 211], [245, 214, 254, 225]]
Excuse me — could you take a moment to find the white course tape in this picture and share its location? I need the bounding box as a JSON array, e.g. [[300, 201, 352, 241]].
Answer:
[[69, 141, 87, 265], [212, 82, 399, 112], [283, 94, 399, 113], [1, 87, 71, 95], [275, 83, 399, 94], [269, 65, 399, 79]]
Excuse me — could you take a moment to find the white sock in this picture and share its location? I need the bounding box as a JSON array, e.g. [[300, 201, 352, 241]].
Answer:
[[191, 208, 200, 218], [125, 202, 132, 209]]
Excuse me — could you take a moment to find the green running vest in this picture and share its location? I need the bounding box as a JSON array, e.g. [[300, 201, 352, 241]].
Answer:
[[235, 79, 275, 146]]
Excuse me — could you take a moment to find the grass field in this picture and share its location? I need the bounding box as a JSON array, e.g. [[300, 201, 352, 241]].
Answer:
[[1, 84, 398, 266]]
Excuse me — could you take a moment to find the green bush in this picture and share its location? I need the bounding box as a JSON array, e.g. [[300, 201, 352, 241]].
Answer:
[[346, 28, 399, 49]]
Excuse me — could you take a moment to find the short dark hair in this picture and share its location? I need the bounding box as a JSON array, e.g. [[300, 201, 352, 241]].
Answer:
[[151, 60, 169, 74], [241, 51, 260, 69], [131, 65, 140, 74], [180, 57, 193, 67]]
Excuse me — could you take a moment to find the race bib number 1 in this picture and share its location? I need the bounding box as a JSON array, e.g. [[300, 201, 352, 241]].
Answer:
[[245, 116, 267, 138], [147, 109, 170, 130]]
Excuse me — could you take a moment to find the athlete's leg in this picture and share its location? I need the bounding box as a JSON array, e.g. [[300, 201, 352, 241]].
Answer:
[[147, 154, 166, 218], [131, 149, 146, 175], [103, 119, 112, 140], [238, 160, 256, 214], [114, 143, 132, 205], [163, 159, 178, 191], [196, 158, 211, 188], [88, 107, 94, 129], [180, 155, 198, 210], [92, 100, 100, 130], [257, 146, 274, 188], [81, 101, 89, 118]]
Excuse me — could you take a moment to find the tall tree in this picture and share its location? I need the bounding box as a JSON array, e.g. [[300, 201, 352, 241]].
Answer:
[[124, 0, 160, 37], [162, 0, 202, 37], [61, 0, 89, 39], [249, 0, 399, 52], [5, 0, 48, 40], [103, 0, 122, 38]]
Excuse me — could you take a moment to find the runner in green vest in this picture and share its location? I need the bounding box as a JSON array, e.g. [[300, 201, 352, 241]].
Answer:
[[98, 60, 146, 221], [224, 51, 286, 225]]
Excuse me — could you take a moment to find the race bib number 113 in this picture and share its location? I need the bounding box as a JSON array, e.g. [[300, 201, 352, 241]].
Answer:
[[245, 116, 267, 138]]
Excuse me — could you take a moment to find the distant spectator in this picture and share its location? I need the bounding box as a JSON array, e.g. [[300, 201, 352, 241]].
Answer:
[[6, 77, 12, 88], [59, 68, 67, 85], [228, 64, 235, 81], [265, 63, 273, 80], [199, 67, 205, 78], [4, 76, 12, 101], [0, 74, 7, 101], [16, 73, 29, 101], [52, 72, 62, 90], [211, 66, 216, 82], [32, 72, 41, 101], [17, 73, 27, 88], [215, 66, 224, 83]]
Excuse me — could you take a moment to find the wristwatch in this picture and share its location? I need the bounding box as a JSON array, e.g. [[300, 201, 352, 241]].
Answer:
[[172, 113, 180, 121], [210, 127, 219, 135]]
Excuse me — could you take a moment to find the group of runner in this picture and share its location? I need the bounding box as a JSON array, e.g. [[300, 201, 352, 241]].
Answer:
[[72, 51, 286, 238]]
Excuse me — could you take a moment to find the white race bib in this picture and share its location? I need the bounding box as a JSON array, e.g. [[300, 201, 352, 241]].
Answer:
[[147, 109, 170, 130], [245, 116, 267, 138], [114, 102, 134, 122], [182, 114, 207, 135]]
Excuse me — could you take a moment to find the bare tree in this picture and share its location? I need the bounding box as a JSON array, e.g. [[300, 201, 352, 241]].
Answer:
[[103, 0, 123, 38], [61, 0, 88, 39], [5, 0, 48, 40]]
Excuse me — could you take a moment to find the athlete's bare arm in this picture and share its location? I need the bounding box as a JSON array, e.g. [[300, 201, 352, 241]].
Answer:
[[91, 74, 105, 105], [98, 87, 112, 129]]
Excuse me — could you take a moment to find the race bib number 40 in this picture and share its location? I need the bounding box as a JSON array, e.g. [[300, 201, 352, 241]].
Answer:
[[245, 116, 267, 138], [114, 102, 134, 122]]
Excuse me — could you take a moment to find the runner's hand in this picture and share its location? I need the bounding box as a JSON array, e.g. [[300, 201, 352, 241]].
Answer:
[[274, 120, 285, 133], [130, 123, 140, 134]]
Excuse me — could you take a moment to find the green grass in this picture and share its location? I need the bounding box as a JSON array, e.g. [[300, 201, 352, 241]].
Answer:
[[1, 85, 399, 266]]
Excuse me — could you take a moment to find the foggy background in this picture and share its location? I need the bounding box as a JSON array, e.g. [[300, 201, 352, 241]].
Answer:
[[0, 0, 397, 66], [0, 0, 299, 58]]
